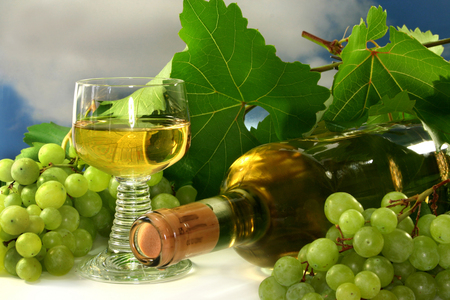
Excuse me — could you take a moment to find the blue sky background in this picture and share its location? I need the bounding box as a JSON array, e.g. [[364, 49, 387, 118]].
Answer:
[[0, 0, 449, 159]]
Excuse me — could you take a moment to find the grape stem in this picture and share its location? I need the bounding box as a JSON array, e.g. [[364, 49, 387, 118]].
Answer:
[[303, 31, 450, 73], [396, 179, 450, 224]]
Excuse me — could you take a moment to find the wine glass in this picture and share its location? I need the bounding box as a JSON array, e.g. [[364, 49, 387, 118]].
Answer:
[[72, 77, 192, 283]]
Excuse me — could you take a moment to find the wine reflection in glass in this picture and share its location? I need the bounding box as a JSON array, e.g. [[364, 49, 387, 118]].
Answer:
[[72, 77, 192, 283]]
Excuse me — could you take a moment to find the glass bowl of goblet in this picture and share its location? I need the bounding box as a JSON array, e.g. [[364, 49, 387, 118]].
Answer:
[[72, 77, 192, 283]]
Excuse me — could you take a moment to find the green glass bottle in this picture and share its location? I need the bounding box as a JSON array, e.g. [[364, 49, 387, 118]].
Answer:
[[130, 122, 449, 268]]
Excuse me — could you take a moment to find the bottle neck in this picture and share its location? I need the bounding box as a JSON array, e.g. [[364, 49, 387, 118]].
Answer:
[[130, 189, 261, 268]]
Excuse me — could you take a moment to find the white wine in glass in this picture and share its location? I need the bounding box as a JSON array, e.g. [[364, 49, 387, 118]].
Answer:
[[72, 77, 192, 283]]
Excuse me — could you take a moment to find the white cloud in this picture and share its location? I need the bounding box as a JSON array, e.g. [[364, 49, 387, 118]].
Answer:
[[0, 0, 374, 127]]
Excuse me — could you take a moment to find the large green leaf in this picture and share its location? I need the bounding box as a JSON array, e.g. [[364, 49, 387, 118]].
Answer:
[[324, 6, 450, 146], [166, 0, 330, 198], [99, 79, 166, 118], [23, 122, 70, 147]]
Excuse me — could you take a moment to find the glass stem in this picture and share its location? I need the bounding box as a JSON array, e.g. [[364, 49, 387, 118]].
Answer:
[[109, 177, 152, 253]]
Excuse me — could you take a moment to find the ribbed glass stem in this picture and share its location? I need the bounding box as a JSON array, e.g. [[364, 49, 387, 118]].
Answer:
[[109, 177, 152, 253]]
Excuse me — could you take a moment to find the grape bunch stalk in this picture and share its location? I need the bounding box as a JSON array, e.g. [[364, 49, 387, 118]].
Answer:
[[259, 182, 450, 300], [0, 139, 198, 282]]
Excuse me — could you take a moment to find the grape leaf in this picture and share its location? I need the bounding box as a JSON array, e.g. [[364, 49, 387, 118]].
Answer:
[[99, 79, 166, 118], [23, 122, 70, 147], [398, 25, 444, 56], [324, 6, 450, 147], [15, 142, 46, 161], [165, 0, 330, 198], [366, 91, 417, 124]]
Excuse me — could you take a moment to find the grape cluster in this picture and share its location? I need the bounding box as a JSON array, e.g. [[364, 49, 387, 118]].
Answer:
[[259, 189, 450, 300], [0, 142, 198, 282]]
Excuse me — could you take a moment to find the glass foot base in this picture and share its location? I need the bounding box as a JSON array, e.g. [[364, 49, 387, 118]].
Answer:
[[77, 248, 193, 283]]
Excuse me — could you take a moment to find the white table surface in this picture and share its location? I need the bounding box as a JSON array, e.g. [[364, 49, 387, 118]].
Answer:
[[1, 238, 266, 300]]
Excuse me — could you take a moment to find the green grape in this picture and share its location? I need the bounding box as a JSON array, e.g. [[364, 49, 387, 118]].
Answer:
[[416, 214, 436, 237], [338, 209, 365, 237], [325, 264, 354, 291], [305, 271, 328, 294], [4, 193, 23, 207], [297, 243, 312, 272], [25, 215, 45, 234], [438, 243, 450, 269], [306, 238, 339, 271], [320, 289, 336, 300], [78, 216, 97, 240], [0, 241, 7, 272], [98, 189, 116, 212], [324, 192, 363, 225], [64, 173, 89, 198], [363, 256, 394, 287], [34, 246, 47, 261], [392, 260, 416, 284], [72, 228, 93, 257], [285, 282, 315, 300], [381, 228, 414, 263], [44, 245, 74, 276], [384, 276, 403, 291], [74, 190, 102, 217], [10, 158, 40, 185], [301, 292, 322, 300], [41, 167, 68, 185], [370, 207, 398, 234], [258, 276, 287, 300], [405, 272, 437, 300], [38, 143, 66, 166], [15, 232, 42, 258], [90, 206, 113, 237], [147, 171, 164, 187], [354, 270, 381, 299], [371, 289, 398, 300], [430, 214, 450, 244], [362, 208, 377, 223], [56, 228, 76, 253], [175, 184, 197, 205], [435, 270, 450, 300], [83, 166, 110, 192], [0, 227, 18, 242], [409, 235, 439, 271], [36, 173, 57, 188], [58, 205, 80, 232], [0, 205, 30, 235], [397, 216, 414, 235], [381, 191, 409, 214], [63, 197, 73, 207], [4, 247, 23, 275], [68, 145, 77, 158], [21, 183, 38, 207], [326, 224, 353, 253], [15, 257, 42, 281], [108, 177, 119, 200], [340, 249, 366, 275], [335, 282, 361, 300], [42, 231, 63, 249], [151, 193, 180, 210], [60, 159, 75, 176], [40, 207, 62, 230], [272, 255, 304, 286], [35, 181, 67, 209], [353, 226, 384, 257], [391, 285, 416, 300], [0, 158, 14, 182], [150, 176, 172, 198]]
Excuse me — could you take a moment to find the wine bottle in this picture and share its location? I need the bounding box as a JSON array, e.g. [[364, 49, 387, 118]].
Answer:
[[130, 122, 450, 269]]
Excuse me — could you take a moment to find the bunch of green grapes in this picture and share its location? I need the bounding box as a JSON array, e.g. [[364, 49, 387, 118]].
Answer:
[[259, 189, 450, 300], [0, 143, 198, 282]]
